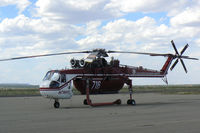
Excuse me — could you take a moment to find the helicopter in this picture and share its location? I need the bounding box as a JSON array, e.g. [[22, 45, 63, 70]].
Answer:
[[0, 40, 198, 108]]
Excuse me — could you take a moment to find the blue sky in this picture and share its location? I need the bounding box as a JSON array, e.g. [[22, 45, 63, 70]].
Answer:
[[0, 0, 199, 85], [0, 5, 18, 19]]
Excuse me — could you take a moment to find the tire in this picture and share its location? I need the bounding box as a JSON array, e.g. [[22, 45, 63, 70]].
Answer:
[[83, 99, 91, 105], [127, 99, 136, 105], [131, 99, 136, 105], [83, 99, 88, 105], [54, 101, 60, 108]]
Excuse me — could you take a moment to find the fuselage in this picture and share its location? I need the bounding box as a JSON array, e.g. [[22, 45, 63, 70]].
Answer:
[[39, 63, 168, 99]]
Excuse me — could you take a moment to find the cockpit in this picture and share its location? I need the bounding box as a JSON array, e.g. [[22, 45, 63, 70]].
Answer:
[[42, 71, 66, 88], [40, 70, 74, 99]]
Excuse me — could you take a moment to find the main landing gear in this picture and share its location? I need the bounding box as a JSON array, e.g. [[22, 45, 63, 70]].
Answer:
[[127, 99, 136, 105], [54, 99, 60, 108], [83, 79, 124, 106], [126, 79, 136, 106], [84, 78, 136, 106], [83, 99, 91, 105]]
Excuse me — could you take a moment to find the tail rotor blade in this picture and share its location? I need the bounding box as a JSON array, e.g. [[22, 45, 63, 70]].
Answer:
[[180, 44, 189, 55], [170, 59, 179, 71], [180, 59, 188, 73], [171, 40, 179, 55], [181, 56, 199, 60]]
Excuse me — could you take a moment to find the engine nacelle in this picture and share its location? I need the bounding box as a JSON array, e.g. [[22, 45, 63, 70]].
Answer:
[[79, 59, 85, 67], [70, 58, 80, 68]]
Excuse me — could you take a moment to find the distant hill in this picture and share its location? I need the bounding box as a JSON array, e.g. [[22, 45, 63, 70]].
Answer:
[[0, 83, 39, 89]]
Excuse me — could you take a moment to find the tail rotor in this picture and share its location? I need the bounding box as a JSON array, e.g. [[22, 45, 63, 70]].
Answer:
[[170, 40, 198, 73]]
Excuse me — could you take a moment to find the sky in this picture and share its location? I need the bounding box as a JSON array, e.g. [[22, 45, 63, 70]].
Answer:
[[0, 0, 199, 85]]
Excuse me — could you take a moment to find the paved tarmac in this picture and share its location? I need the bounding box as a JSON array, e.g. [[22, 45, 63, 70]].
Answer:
[[0, 93, 200, 133]]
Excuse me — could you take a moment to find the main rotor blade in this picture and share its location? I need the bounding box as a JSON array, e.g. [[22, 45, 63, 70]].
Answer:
[[107, 50, 169, 56], [180, 44, 189, 55], [171, 40, 179, 55], [170, 59, 179, 71], [0, 51, 91, 61], [180, 58, 188, 73]]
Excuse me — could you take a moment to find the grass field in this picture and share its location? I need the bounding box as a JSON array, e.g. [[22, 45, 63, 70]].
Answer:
[[0, 84, 200, 97], [0, 84, 39, 97], [121, 84, 200, 94]]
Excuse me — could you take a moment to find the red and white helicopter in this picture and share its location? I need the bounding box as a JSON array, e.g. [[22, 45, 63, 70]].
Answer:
[[0, 40, 198, 108]]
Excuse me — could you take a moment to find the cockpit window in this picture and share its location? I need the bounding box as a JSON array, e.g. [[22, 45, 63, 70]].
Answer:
[[61, 74, 66, 83], [43, 71, 52, 80], [43, 71, 60, 82], [51, 73, 60, 81]]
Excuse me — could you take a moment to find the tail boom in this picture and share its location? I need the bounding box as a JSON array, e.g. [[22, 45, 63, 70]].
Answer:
[[160, 56, 174, 75]]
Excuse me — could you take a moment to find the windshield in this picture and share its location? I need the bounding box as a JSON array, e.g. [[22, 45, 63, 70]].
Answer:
[[43, 71, 60, 82]]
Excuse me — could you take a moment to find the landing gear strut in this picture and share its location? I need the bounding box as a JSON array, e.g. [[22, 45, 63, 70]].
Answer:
[[126, 79, 136, 106], [54, 99, 60, 108]]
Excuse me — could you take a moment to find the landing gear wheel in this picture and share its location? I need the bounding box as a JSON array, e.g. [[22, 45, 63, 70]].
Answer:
[[83, 99, 91, 105], [115, 99, 122, 105], [83, 99, 87, 105], [54, 101, 60, 108], [127, 99, 136, 105]]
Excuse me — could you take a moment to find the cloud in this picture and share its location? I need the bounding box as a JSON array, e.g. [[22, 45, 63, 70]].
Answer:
[[0, 0, 31, 13], [170, 7, 200, 27], [0, 0, 199, 84], [33, 0, 122, 24], [1, 0, 200, 53], [0, 14, 82, 58], [105, 0, 190, 16], [77, 17, 178, 52], [168, 1, 200, 48], [0, 15, 67, 35], [33, 0, 192, 24]]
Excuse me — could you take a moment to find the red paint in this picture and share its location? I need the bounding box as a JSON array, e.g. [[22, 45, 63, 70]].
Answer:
[[160, 56, 173, 74], [73, 78, 124, 94]]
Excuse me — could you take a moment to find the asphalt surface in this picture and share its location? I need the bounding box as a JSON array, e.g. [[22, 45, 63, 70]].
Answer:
[[0, 93, 200, 133]]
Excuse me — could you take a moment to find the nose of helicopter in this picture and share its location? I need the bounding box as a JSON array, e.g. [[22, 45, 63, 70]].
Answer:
[[39, 80, 51, 88], [39, 80, 51, 97]]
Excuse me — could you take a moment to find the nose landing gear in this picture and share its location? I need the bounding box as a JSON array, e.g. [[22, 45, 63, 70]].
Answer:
[[54, 99, 60, 108]]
